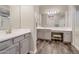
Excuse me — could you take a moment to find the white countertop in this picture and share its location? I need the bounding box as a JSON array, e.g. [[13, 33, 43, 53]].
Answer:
[[37, 27, 72, 32], [0, 29, 31, 42]]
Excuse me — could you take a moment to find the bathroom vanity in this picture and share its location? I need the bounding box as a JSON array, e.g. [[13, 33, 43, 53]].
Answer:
[[37, 27, 72, 43], [36, 6, 73, 43], [0, 29, 32, 54]]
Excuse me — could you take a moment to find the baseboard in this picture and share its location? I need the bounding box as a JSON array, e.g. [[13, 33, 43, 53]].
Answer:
[[29, 49, 37, 54], [72, 43, 79, 51], [38, 38, 51, 41]]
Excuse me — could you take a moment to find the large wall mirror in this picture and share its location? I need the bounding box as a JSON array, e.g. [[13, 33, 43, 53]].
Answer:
[[38, 5, 68, 27], [0, 5, 10, 30]]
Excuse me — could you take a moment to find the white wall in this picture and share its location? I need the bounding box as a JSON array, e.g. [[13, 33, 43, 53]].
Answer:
[[10, 5, 37, 53], [67, 6, 74, 28], [10, 5, 21, 29], [41, 14, 48, 27], [72, 6, 79, 50], [69, 6, 79, 51], [34, 6, 41, 27], [20, 5, 36, 53]]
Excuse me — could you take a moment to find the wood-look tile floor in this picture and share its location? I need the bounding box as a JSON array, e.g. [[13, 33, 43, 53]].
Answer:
[[36, 39, 79, 54]]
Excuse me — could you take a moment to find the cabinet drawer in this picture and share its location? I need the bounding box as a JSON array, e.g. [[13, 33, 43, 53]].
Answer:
[[0, 43, 19, 54], [37, 30, 51, 40], [25, 33, 31, 38], [0, 40, 13, 51], [14, 35, 24, 43]]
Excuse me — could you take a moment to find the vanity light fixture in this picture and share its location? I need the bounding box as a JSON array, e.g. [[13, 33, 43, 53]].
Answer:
[[47, 9, 60, 17]]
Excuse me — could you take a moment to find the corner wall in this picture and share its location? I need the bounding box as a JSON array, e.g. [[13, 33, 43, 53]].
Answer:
[[72, 6, 79, 51], [10, 5, 37, 53]]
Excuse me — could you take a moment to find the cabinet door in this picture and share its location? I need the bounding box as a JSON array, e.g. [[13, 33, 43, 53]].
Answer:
[[63, 32, 72, 43], [37, 30, 51, 40], [0, 40, 13, 51], [0, 43, 19, 54], [20, 38, 29, 54]]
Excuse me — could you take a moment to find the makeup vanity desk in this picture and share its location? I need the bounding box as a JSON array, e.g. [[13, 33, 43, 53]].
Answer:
[[37, 27, 72, 43]]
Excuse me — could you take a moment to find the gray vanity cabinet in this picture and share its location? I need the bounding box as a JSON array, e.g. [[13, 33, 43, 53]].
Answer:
[[0, 40, 13, 51], [20, 34, 30, 54], [63, 31, 72, 43], [0, 32, 31, 54], [37, 29, 51, 40], [20, 38, 29, 54], [0, 43, 19, 54]]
